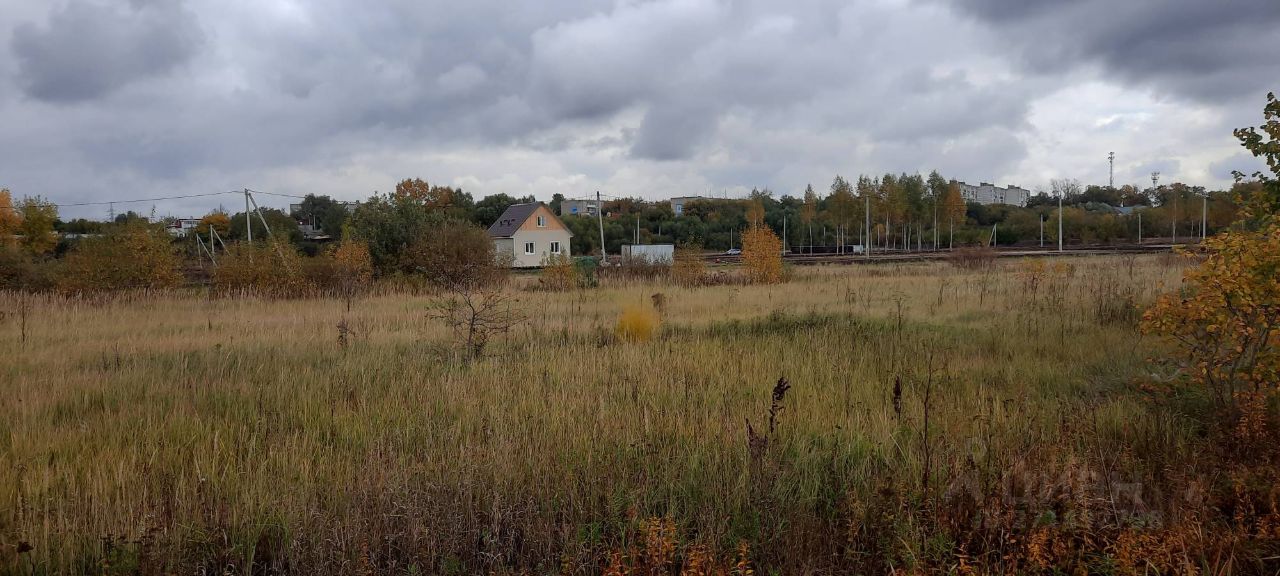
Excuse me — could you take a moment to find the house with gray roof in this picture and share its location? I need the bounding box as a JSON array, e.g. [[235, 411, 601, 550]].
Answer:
[[487, 202, 572, 268]]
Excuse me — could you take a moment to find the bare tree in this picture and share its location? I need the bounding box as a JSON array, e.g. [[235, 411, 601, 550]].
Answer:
[[426, 258, 522, 359], [1050, 178, 1082, 199]]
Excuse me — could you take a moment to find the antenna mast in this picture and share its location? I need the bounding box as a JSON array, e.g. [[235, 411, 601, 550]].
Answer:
[[1108, 152, 1115, 188]]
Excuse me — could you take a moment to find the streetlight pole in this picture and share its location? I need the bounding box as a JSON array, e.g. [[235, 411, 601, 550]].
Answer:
[[865, 194, 871, 259], [1058, 193, 1063, 252]]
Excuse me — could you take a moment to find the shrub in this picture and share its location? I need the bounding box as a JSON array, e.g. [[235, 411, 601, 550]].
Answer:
[[1142, 221, 1280, 408], [331, 238, 373, 310], [597, 258, 669, 284], [403, 220, 497, 288], [56, 222, 182, 293], [741, 225, 783, 284], [540, 253, 578, 290], [615, 305, 660, 342], [671, 244, 706, 287], [0, 245, 55, 291], [947, 246, 996, 270], [573, 257, 599, 288], [214, 240, 309, 297]]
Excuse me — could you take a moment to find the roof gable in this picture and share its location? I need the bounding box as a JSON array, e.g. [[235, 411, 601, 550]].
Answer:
[[486, 202, 573, 238]]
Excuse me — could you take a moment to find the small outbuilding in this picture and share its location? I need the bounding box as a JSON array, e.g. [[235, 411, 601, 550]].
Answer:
[[621, 244, 674, 264], [487, 202, 573, 268]]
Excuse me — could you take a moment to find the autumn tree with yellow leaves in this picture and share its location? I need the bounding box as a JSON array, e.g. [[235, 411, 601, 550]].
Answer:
[[330, 236, 373, 312], [198, 210, 231, 237], [1143, 93, 1280, 409], [741, 223, 783, 284], [0, 189, 21, 246], [17, 196, 58, 255]]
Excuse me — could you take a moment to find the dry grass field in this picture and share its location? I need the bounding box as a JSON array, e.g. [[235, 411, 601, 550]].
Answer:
[[0, 254, 1250, 574]]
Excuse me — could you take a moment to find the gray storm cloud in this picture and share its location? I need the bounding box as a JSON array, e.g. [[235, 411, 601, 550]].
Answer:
[[947, 0, 1280, 102], [12, 0, 205, 103], [0, 0, 1275, 218]]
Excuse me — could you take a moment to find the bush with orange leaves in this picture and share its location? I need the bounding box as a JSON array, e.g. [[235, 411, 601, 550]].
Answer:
[[1141, 220, 1280, 408], [330, 237, 373, 310], [56, 221, 182, 293], [599, 516, 754, 576], [740, 224, 783, 284]]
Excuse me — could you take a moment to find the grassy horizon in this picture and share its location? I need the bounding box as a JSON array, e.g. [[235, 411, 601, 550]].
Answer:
[[2, 255, 1217, 574]]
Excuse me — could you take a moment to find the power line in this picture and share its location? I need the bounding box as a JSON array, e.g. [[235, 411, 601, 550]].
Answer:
[[0, 191, 238, 211], [0, 188, 307, 213], [50, 191, 238, 207], [246, 189, 307, 199]]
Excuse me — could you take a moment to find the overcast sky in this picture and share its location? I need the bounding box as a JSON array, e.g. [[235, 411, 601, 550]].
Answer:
[[2, 0, 1277, 219]]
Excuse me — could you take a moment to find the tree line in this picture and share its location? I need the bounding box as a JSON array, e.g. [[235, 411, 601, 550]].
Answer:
[[0, 168, 1264, 292]]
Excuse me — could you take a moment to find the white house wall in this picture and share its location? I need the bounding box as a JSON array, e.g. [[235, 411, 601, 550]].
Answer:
[[509, 229, 571, 267]]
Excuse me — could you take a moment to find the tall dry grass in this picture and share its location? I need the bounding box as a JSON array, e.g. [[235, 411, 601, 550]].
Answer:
[[4, 255, 1265, 574]]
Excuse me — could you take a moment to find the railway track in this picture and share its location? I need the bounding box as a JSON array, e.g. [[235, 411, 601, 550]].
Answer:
[[704, 244, 1181, 265]]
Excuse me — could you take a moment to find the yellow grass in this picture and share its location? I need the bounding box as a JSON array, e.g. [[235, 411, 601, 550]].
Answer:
[[0, 255, 1197, 573]]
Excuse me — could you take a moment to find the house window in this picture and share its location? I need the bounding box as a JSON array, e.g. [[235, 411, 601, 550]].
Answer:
[[524, 242, 535, 255], [550, 241, 561, 254], [536, 216, 546, 227]]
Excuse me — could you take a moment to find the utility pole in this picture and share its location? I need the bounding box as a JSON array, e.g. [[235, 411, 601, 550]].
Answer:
[[1058, 193, 1063, 252], [1201, 194, 1208, 241], [1138, 211, 1143, 244], [782, 213, 788, 253], [245, 189, 253, 243], [1108, 152, 1115, 189], [596, 191, 606, 263], [1151, 172, 1168, 243], [865, 194, 871, 259], [1039, 215, 1044, 248]]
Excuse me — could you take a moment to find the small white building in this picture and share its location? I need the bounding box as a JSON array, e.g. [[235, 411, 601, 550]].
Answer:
[[166, 218, 203, 237], [622, 244, 674, 264], [487, 202, 573, 268]]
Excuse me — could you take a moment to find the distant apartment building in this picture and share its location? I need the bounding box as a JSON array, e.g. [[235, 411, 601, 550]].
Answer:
[[559, 199, 598, 217], [669, 196, 706, 216], [954, 181, 1030, 207]]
